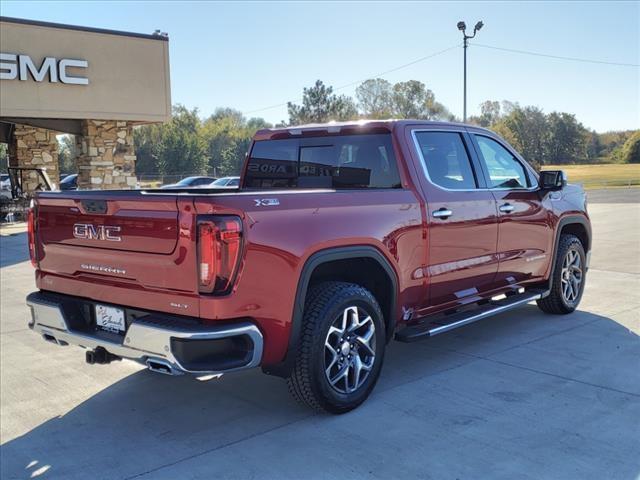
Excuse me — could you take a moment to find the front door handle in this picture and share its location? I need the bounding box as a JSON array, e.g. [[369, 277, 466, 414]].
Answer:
[[432, 208, 453, 219], [499, 203, 515, 213]]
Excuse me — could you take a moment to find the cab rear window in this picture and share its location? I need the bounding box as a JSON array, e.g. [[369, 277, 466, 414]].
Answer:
[[244, 134, 401, 189]]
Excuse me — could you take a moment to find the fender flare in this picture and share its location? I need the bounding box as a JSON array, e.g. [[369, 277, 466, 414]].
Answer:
[[546, 215, 592, 292], [263, 245, 399, 378]]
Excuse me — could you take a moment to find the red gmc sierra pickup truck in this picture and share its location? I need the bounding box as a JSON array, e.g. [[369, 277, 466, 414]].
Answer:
[[26, 120, 591, 413]]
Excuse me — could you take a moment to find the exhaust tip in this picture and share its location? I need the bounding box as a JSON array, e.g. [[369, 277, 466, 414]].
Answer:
[[146, 359, 179, 376], [42, 333, 58, 344]]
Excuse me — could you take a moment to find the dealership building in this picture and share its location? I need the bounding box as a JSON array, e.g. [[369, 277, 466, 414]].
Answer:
[[0, 17, 171, 191]]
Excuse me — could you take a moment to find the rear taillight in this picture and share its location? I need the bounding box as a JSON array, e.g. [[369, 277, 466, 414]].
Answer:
[[27, 205, 37, 267], [197, 216, 243, 294]]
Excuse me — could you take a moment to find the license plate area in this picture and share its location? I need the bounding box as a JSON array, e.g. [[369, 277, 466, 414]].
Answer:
[[95, 304, 126, 334]]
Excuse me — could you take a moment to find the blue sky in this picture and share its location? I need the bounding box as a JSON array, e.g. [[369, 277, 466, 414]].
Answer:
[[2, 1, 638, 132]]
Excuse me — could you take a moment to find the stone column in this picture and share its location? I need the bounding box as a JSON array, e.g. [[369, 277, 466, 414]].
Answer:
[[9, 124, 60, 192], [76, 120, 137, 190]]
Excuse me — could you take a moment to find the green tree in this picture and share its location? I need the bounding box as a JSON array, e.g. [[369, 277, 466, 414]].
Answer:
[[355, 78, 394, 119], [201, 108, 272, 176], [0, 143, 8, 173], [135, 105, 271, 178], [501, 100, 519, 116], [133, 122, 164, 174], [287, 80, 358, 124], [141, 105, 208, 176], [597, 130, 637, 162], [620, 131, 640, 163], [492, 106, 548, 167], [585, 130, 601, 163], [57, 135, 77, 174], [391, 80, 453, 120], [478, 100, 502, 127], [544, 112, 588, 164]]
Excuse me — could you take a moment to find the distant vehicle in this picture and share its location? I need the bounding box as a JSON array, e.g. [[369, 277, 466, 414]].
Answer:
[[209, 176, 240, 188], [59, 173, 78, 191], [160, 176, 217, 189]]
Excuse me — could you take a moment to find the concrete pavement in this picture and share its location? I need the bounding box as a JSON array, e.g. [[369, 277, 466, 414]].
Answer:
[[1, 189, 638, 479]]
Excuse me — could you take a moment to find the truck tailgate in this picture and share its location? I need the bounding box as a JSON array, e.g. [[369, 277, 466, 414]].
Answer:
[[39, 196, 178, 254], [35, 193, 198, 296]]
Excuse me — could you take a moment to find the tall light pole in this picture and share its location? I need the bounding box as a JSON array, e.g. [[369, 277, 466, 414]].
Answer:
[[457, 20, 484, 123]]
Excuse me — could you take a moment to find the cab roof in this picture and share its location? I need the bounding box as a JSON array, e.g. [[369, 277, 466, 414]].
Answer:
[[253, 119, 490, 141]]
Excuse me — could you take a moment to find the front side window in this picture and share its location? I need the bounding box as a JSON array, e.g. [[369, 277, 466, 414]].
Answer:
[[414, 131, 477, 190], [474, 135, 530, 189], [244, 134, 401, 189]]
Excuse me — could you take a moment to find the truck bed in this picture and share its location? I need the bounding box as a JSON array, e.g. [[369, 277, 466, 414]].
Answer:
[[32, 186, 422, 367]]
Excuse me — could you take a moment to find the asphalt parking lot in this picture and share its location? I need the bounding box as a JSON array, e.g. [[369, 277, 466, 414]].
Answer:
[[1, 189, 639, 480]]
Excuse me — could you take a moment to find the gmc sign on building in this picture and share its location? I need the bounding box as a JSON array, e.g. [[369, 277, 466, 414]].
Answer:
[[0, 16, 171, 123], [0, 53, 89, 84]]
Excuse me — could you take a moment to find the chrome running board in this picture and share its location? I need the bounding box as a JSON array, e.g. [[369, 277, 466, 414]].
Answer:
[[395, 289, 546, 343]]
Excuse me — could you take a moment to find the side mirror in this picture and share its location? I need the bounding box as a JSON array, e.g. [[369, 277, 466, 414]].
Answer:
[[539, 170, 567, 191]]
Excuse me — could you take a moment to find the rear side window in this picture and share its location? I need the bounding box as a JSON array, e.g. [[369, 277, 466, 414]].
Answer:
[[414, 131, 477, 190], [244, 134, 401, 189]]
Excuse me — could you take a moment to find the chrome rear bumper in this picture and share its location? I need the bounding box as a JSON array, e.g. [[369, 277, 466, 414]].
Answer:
[[27, 291, 263, 376]]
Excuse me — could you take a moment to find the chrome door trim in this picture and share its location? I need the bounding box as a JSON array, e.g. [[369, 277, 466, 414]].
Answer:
[[410, 128, 540, 193], [410, 128, 482, 193], [468, 132, 540, 191]]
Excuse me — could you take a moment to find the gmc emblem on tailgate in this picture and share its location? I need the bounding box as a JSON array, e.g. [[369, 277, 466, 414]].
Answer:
[[73, 224, 122, 242]]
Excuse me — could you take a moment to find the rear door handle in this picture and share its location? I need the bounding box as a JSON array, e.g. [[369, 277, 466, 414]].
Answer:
[[499, 203, 515, 213], [432, 208, 453, 219]]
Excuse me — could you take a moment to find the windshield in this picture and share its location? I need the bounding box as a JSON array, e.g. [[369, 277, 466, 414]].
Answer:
[[211, 178, 230, 186], [60, 174, 77, 184], [244, 134, 401, 189]]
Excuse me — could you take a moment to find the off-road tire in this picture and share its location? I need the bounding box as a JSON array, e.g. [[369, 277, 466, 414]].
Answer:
[[286, 281, 386, 414], [537, 234, 586, 314]]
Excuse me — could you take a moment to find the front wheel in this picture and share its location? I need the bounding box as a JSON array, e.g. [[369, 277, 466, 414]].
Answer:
[[537, 234, 586, 314], [287, 281, 386, 414]]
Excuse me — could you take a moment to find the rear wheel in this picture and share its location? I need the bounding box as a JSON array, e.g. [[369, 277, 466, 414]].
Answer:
[[537, 234, 586, 314], [287, 281, 385, 414]]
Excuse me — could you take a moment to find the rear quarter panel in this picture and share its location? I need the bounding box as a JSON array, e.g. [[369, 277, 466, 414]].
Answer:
[[193, 189, 424, 364]]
